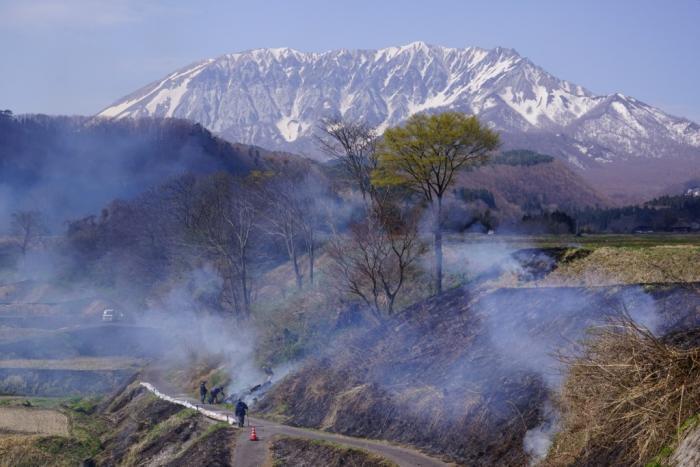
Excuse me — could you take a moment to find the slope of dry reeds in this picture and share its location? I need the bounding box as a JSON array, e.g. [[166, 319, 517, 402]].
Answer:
[[548, 317, 700, 465]]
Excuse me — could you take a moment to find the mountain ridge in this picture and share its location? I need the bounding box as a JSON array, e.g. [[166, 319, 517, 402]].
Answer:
[[98, 42, 700, 200]]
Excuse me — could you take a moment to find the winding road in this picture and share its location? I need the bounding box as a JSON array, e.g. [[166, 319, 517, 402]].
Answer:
[[140, 382, 451, 467]]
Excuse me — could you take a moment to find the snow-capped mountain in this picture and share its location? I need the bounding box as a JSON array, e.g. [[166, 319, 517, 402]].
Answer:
[[99, 42, 700, 199]]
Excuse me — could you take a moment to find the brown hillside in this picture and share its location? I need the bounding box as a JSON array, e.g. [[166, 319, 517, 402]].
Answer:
[[456, 159, 610, 222], [259, 284, 700, 465], [94, 382, 237, 466]]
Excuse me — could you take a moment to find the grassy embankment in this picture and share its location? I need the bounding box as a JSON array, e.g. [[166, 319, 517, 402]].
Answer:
[[546, 320, 700, 466], [0, 382, 239, 466], [0, 396, 105, 467]]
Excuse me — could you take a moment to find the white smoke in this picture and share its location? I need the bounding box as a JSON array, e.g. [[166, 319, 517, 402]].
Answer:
[[524, 401, 559, 465], [444, 238, 667, 462]]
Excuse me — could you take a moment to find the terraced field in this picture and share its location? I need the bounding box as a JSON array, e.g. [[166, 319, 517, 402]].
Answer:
[[0, 406, 69, 435]]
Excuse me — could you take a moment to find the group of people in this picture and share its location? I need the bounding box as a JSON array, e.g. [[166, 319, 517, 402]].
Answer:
[[201, 382, 226, 404], [199, 381, 249, 427]]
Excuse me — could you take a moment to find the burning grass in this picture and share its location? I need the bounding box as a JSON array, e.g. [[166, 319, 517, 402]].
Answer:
[[548, 317, 700, 465]]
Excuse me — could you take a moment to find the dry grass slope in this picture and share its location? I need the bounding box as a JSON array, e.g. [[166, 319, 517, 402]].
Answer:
[[547, 318, 700, 466], [540, 246, 700, 286]]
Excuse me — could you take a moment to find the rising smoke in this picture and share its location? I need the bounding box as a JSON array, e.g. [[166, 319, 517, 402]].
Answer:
[[2, 112, 695, 465], [456, 239, 667, 463]]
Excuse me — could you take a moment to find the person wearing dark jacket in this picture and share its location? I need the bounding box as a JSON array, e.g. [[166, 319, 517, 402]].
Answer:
[[209, 385, 225, 404], [199, 381, 208, 404], [235, 399, 248, 427]]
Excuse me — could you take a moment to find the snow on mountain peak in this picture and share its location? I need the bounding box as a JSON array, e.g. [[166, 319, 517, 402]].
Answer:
[[98, 43, 700, 165]]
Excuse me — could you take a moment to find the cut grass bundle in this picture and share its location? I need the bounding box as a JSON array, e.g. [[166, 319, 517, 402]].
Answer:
[[549, 316, 700, 465]]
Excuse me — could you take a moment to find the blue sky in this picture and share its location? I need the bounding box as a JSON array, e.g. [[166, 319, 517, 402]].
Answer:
[[1, 0, 699, 121]]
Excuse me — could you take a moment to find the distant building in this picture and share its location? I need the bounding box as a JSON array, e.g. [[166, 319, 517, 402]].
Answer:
[[685, 187, 700, 197]]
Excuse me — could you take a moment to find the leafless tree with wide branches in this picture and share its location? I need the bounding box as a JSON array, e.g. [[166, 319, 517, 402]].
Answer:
[[11, 210, 46, 256]]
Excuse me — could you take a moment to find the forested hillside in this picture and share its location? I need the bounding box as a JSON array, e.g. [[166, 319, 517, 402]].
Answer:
[[0, 111, 285, 228]]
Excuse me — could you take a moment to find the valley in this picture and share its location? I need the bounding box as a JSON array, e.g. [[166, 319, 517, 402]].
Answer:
[[0, 224, 698, 465], [1, 5, 699, 464]]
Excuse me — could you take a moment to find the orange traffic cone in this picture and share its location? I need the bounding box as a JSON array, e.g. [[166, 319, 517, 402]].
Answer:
[[249, 426, 258, 441]]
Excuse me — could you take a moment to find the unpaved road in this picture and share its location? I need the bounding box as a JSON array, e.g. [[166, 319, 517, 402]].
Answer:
[[142, 382, 450, 467]]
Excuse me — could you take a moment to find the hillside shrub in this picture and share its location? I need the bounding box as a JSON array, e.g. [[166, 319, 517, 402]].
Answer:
[[549, 318, 700, 465]]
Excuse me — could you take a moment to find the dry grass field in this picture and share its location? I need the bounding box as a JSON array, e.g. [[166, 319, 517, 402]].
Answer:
[[0, 406, 69, 435], [0, 357, 145, 371], [539, 245, 700, 286]]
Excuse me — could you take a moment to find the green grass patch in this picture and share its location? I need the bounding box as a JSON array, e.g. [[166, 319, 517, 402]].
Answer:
[[443, 233, 700, 249], [174, 407, 197, 420], [34, 435, 100, 459], [64, 396, 101, 415], [644, 414, 700, 467], [202, 421, 230, 437], [645, 445, 674, 467]]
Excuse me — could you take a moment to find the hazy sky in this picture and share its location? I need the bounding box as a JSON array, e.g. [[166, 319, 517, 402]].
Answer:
[[1, 0, 699, 121]]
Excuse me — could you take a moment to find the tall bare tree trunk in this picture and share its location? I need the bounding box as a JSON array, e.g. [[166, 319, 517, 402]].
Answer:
[[434, 198, 443, 294], [308, 243, 314, 286], [239, 248, 250, 316], [223, 264, 242, 316], [21, 233, 30, 256], [292, 248, 302, 290]]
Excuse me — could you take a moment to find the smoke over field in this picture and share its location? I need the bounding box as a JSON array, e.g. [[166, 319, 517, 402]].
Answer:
[[0, 111, 698, 466], [257, 235, 700, 465]]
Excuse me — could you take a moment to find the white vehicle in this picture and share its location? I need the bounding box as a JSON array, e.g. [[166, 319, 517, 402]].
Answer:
[[102, 309, 124, 322]]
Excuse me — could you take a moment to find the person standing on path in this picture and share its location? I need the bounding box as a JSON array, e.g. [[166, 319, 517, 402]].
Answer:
[[199, 381, 208, 404], [235, 399, 249, 427]]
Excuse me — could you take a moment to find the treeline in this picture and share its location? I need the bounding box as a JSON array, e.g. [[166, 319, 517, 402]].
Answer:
[[0, 111, 268, 228], [57, 112, 502, 320], [9, 109, 613, 321], [575, 194, 700, 233], [63, 166, 330, 317], [520, 194, 700, 234], [491, 149, 553, 166]]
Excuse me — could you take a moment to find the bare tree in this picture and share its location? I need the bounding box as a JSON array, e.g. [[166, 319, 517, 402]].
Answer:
[[327, 203, 421, 319], [167, 173, 258, 317], [318, 117, 379, 201], [255, 169, 327, 289], [256, 175, 305, 289], [11, 210, 46, 255], [286, 178, 324, 288], [298, 207, 317, 286], [319, 117, 423, 318]]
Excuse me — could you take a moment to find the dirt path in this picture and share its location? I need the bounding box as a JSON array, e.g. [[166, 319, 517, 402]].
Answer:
[[141, 382, 450, 467]]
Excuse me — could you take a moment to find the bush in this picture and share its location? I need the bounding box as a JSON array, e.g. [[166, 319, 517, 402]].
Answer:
[[455, 187, 496, 209], [65, 397, 100, 415], [549, 318, 700, 465]]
